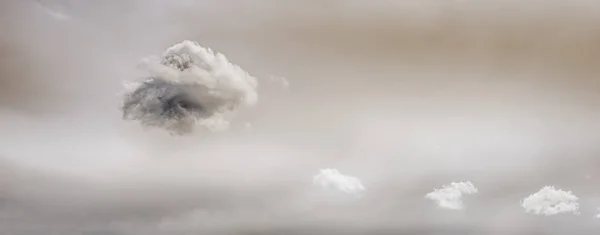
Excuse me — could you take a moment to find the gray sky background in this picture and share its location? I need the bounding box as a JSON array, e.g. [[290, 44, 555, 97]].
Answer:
[[1, 0, 600, 234]]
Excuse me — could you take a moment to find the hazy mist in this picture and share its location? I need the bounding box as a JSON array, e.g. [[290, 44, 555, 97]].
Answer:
[[1, 0, 600, 234]]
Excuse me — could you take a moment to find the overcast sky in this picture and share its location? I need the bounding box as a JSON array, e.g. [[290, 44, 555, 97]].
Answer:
[[1, 0, 600, 234]]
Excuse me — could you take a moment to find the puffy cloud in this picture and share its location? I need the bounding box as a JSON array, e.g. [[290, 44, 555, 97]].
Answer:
[[521, 186, 580, 216], [425, 181, 478, 210], [121, 40, 258, 135]]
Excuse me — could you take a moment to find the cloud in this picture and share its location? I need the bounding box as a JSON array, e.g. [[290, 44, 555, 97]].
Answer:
[[122, 40, 258, 134], [313, 168, 366, 196], [425, 181, 478, 210], [521, 186, 580, 216]]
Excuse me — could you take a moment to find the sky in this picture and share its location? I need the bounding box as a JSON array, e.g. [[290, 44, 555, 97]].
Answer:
[[1, 0, 600, 234]]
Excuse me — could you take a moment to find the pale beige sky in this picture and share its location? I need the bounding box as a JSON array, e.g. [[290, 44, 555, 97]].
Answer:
[[1, 0, 600, 234]]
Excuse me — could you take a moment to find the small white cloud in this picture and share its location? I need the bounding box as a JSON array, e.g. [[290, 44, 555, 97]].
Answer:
[[521, 186, 579, 216], [313, 168, 365, 196], [425, 181, 478, 210]]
